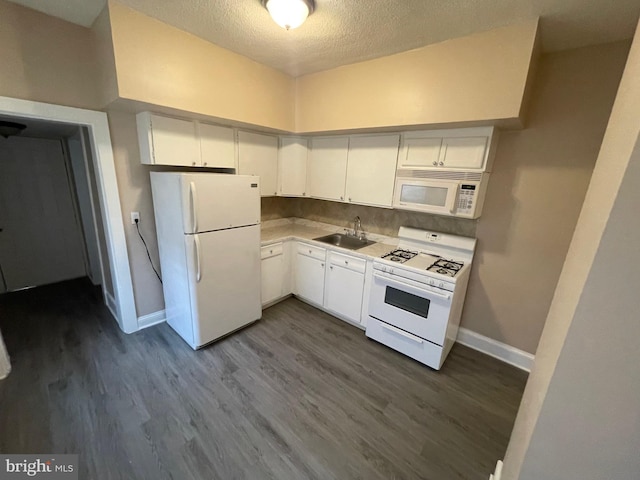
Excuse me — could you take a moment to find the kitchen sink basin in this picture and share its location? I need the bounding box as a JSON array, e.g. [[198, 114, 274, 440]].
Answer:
[[313, 233, 375, 250]]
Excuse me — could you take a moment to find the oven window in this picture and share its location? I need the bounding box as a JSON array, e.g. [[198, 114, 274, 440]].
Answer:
[[400, 184, 448, 207], [384, 287, 430, 317]]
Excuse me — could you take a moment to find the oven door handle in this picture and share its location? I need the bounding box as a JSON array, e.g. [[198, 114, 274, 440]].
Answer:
[[373, 271, 452, 301]]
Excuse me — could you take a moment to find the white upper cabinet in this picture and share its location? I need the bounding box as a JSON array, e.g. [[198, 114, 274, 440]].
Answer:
[[278, 137, 308, 197], [307, 136, 350, 201], [237, 131, 279, 197], [399, 127, 496, 172], [345, 134, 400, 207], [137, 112, 200, 167], [199, 123, 235, 169]]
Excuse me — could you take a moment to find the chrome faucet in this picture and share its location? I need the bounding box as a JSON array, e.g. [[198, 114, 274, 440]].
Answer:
[[353, 216, 363, 240]]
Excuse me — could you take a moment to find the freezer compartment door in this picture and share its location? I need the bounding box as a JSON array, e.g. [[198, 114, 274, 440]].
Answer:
[[181, 173, 260, 233], [185, 224, 262, 347]]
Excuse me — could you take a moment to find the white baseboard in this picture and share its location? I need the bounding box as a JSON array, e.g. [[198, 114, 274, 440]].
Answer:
[[104, 291, 118, 321], [489, 460, 503, 480], [137, 310, 166, 330], [457, 328, 534, 372]]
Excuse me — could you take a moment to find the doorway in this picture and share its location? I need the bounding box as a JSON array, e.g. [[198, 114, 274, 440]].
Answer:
[[0, 96, 136, 334], [0, 124, 101, 292]]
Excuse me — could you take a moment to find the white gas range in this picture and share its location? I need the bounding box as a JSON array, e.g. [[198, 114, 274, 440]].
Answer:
[[366, 226, 476, 370]]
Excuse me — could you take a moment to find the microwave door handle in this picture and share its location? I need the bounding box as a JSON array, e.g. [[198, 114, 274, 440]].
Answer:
[[447, 183, 459, 214]]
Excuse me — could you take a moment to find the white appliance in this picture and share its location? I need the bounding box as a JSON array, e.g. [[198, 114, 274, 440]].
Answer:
[[393, 172, 490, 218], [366, 227, 476, 369], [150, 172, 262, 349]]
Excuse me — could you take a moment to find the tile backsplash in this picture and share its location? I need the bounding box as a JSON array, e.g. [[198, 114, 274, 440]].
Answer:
[[262, 197, 477, 238]]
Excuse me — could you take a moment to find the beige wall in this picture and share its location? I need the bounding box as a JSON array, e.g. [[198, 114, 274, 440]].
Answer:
[[462, 41, 629, 354], [107, 1, 296, 132], [503, 18, 640, 479], [107, 110, 164, 317], [295, 20, 538, 133], [0, 0, 100, 109]]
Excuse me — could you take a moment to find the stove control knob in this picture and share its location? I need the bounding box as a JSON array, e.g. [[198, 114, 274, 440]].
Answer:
[[429, 279, 435, 286], [438, 282, 445, 288]]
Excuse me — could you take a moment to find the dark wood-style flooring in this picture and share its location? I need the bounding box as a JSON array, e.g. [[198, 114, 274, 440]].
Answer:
[[0, 279, 527, 480]]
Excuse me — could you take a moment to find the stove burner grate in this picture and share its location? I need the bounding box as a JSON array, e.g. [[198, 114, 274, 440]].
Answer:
[[381, 249, 418, 264], [426, 258, 464, 277]]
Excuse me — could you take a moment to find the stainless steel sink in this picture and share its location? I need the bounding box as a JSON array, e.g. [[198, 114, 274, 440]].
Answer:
[[313, 233, 375, 250]]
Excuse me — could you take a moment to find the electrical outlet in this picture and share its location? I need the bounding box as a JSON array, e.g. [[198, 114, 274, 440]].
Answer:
[[131, 212, 140, 224]]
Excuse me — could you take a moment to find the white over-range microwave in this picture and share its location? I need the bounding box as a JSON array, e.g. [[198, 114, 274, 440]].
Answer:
[[393, 171, 490, 219]]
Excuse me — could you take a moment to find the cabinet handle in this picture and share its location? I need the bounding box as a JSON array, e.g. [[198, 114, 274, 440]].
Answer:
[[432, 161, 438, 166]]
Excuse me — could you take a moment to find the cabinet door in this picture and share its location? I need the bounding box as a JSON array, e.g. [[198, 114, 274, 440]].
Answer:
[[324, 253, 366, 324], [398, 136, 442, 169], [238, 131, 278, 196], [440, 136, 488, 169], [149, 115, 200, 167], [346, 134, 399, 207], [199, 123, 235, 169], [307, 137, 349, 201], [278, 137, 308, 197], [295, 253, 325, 306], [261, 252, 284, 306]]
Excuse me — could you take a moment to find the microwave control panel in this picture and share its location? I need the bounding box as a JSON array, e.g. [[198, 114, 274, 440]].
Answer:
[[456, 184, 477, 215]]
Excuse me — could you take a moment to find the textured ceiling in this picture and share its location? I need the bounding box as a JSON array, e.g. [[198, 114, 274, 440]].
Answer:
[[7, 0, 640, 76]]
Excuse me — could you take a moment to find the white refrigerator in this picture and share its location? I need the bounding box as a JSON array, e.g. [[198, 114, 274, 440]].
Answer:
[[150, 172, 262, 349]]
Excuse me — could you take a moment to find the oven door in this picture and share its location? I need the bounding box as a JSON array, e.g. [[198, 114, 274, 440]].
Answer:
[[368, 271, 452, 346], [393, 178, 459, 216]]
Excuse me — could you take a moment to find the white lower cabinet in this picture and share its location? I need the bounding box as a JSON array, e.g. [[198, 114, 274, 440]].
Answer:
[[261, 242, 285, 306], [324, 251, 366, 324], [294, 243, 326, 306]]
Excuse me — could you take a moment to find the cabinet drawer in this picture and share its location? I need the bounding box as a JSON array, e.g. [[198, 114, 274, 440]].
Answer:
[[328, 251, 365, 273], [297, 242, 326, 261], [261, 242, 283, 260]]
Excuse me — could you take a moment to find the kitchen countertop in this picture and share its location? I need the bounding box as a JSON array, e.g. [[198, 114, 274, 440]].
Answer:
[[261, 218, 397, 260]]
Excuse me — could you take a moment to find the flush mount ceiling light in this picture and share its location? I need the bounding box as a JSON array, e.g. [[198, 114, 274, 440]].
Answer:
[[0, 120, 26, 138], [262, 0, 315, 30]]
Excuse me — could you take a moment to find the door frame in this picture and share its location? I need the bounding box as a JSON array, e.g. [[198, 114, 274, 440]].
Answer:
[[0, 96, 137, 334]]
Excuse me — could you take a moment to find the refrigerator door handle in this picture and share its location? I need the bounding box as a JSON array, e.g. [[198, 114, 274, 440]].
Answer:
[[194, 234, 202, 282], [189, 181, 198, 233]]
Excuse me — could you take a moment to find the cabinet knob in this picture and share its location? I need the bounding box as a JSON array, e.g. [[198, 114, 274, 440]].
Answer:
[[330, 265, 333, 270], [204, 162, 208, 166], [321, 263, 325, 267], [270, 250, 273, 254], [192, 161, 197, 166], [275, 191, 277, 195], [432, 161, 438, 166], [345, 261, 349, 265], [302, 192, 306, 196], [348, 197, 352, 202], [340, 196, 344, 200], [439, 161, 444, 166]]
